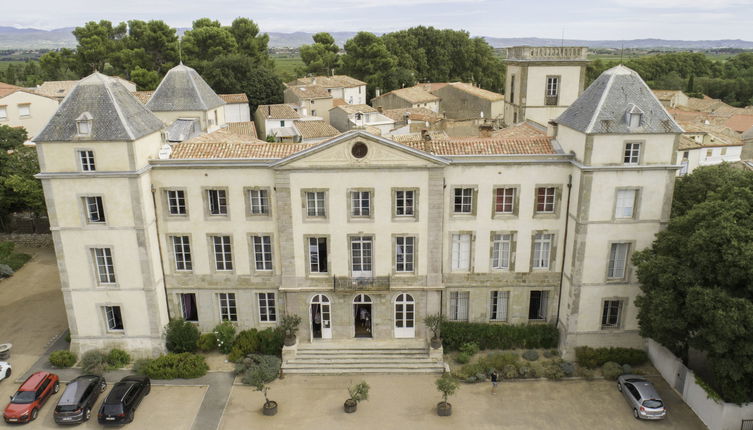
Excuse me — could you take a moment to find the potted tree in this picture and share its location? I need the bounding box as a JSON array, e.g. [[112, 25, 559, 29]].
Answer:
[[280, 314, 302, 346], [249, 368, 278, 416], [424, 314, 446, 349], [343, 381, 370, 413], [436, 374, 458, 417]]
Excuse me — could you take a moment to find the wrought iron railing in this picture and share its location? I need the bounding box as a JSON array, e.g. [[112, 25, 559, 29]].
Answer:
[[333, 276, 390, 291], [545, 95, 559, 106]]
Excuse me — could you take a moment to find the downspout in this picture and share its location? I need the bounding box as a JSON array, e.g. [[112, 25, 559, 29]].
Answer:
[[555, 174, 573, 329], [150, 184, 172, 320]]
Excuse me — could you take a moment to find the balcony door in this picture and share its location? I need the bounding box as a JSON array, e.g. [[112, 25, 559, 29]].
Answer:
[[351, 236, 373, 278], [394, 293, 415, 338]]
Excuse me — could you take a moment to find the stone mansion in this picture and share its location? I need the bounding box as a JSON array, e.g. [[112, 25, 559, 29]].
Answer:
[[33, 47, 682, 364]]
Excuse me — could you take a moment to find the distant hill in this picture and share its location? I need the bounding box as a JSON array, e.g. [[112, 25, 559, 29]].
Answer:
[[1, 26, 751, 51]]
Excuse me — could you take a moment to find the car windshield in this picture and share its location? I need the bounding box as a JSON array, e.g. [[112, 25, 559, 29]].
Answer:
[[56, 404, 79, 412], [11, 391, 35, 404], [102, 404, 123, 415], [643, 399, 664, 409]]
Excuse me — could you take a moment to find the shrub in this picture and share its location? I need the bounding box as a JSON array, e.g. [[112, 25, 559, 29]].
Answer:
[[280, 314, 302, 339], [455, 352, 470, 364], [197, 333, 217, 352], [213, 322, 236, 354], [142, 353, 208, 379], [80, 350, 109, 375], [475, 372, 487, 382], [544, 363, 565, 380], [236, 354, 281, 386], [574, 346, 648, 369], [522, 350, 539, 361], [459, 342, 479, 356], [440, 322, 559, 351], [622, 364, 633, 374], [481, 351, 520, 370], [49, 350, 77, 368], [559, 361, 575, 377], [577, 367, 595, 380], [453, 362, 485, 380], [257, 328, 284, 356], [348, 381, 370, 403], [106, 349, 131, 368], [424, 314, 446, 339], [64, 331, 71, 343], [132, 358, 152, 375], [228, 329, 260, 363], [502, 364, 518, 379], [601, 361, 623, 380], [165, 319, 200, 353], [0, 242, 31, 271], [518, 365, 537, 378]]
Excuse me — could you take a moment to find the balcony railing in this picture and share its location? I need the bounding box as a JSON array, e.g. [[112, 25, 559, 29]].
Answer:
[[506, 46, 588, 61], [333, 276, 391, 291], [545, 95, 559, 106]]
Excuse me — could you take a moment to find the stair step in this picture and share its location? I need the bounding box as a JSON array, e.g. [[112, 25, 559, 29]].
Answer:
[[283, 368, 444, 374], [284, 361, 441, 369], [288, 358, 437, 365]]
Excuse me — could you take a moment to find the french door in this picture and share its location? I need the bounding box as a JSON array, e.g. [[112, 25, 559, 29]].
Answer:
[[310, 294, 332, 339], [394, 293, 415, 338], [351, 236, 373, 278]]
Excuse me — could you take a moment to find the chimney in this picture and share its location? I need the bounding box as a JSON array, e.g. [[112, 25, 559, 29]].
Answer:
[[547, 120, 558, 138], [312, 77, 317, 85], [421, 129, 433, 153], [479, 125, 493, 137], [375, 88, 381, 97], [421, 129, 430, 140]]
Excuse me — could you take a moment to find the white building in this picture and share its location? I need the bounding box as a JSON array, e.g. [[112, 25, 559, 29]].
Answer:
[[329, 104, 395, 136], [220, 94, 251, 123], [0, 82, 60, 138], [287, 75, 367, 105], [675, 121, 742, 176]]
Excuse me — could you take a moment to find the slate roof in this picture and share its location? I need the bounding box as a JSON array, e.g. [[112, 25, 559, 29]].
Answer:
[[35, 72, 164, 142], [555, 65, 683, 134], [285, 85, 331, 100], [293, 120, 340, 139], [219, 93, 248, 104], [146, 63, 225, 112], [165, 118, 201, 142], [35, 77, 136, 99], [256, 104, 301, 120]]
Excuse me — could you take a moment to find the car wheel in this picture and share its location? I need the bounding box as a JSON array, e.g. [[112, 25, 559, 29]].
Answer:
[[4, 368, 9, 379], [31, 408, 38, 421], [100, 381, 107, 392], [145, 384, 151, 395], [127, 410, 135, 423], [53, 381, 60, 393], [617, 382, 622, 392], [633, 408, 640, 419], [85, 407, 91, 421]]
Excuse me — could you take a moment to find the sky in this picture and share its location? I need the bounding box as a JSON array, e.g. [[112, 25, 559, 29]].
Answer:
[[2, 0, 753, 40]]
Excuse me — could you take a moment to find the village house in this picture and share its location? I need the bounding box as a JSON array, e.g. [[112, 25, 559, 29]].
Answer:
[[254, 104, 302, 142], [652, 90, 689, 109], [219, 93, 251, 123], [292, 120, 340, 144], [287, 75, 367, 105], [329, 104, 395, 136], [430, 82, 504, 121], [371, 86, 441, 113], [283, 84, 334, 123], [675, 120, 743, 175], [0, 81, 59, 138]]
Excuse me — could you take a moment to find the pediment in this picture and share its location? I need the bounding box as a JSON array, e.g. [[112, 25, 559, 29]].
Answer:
[[274, 131, 447, 169]]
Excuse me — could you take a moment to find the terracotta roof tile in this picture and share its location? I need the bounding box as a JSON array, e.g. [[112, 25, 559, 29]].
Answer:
[[256, 104, 301, 119], [219, 93, 248, 104], [170, 141, 314, 159], [293, 120, 340, 139], [724, 114, 753, 133], [444, 82, 504, 101], [652, 90, 684, 101], [401, 136, 555, 155], [131, 90, 154, 104], [184, 128, 263, 144], [492, 122, 546, 139], [225, 121, 257, 138], [0, 81, 21, 98], [287, 75, 366, 88], [285, 84, 331, 100], [332, 98, 347, 107], [382, 107, 443, 123], [332, 104, 378, 114], [376, 87, 439, 104]]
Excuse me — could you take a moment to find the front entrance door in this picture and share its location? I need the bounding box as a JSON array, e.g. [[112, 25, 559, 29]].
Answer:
[[310, 294, 332, 339], [394, 293, 415, 338], [353, 294, 372, 338]]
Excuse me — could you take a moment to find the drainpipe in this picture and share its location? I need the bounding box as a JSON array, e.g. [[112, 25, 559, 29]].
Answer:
[[555, 174, 573, 329], [150, 185, 172, 321]]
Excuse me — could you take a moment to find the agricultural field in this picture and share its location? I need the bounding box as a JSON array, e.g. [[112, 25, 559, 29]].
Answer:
[[272, 55, 304, 80]]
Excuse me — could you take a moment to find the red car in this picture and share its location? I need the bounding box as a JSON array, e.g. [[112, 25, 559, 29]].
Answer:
[[3, 371, 59, 423]]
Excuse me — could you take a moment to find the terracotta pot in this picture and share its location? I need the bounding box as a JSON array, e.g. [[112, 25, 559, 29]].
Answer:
[[283, 335, 296, 346], [344, 399, 357, 413], [437, 401, 452, 417], [430, 337, 442, 349], [263, 400, 278, 416]]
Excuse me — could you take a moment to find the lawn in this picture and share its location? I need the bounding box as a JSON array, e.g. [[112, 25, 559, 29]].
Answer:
[[272, 56, 304, 80]]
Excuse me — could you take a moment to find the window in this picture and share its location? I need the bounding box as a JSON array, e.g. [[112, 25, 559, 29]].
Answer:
[[490, 291, 509, 321], [601, 299, 624, 329], [491, 233, 512, 270], [615, 190, 637, 219], [528, 291, 549, 320], [104, 306, 124, 331], [351, 191, 371, 217], [453, 188, 473, 214], [532, 233, 553, 270], [84, 196, 105, 223], [451, 233, 471, 272], [18, 103, 30, 117], [280, 120, 285, 127], [607, 243, 630, 279], [218, 293, 237, 322], [494, 187, 515, 214], [207, 189, 227, 215], [252, 235, 273, 271], [545, 76, 559, 105], [76, 112, 92, 135], [510, 75, 515, 101], [92, 248, 116, 284], [212, 236, 233, 271], [166, 190, 187, 215], [245, 189, 268, 215], [624, 142, 641, 165], [449, 291, 469, 321], [351, 236, 373, 276], [180, 293, 198, 322], [308, 237, 328, 273], [306, 191, 326, 217], [0, 106, 6, 120], [311, 109, 316, 116], [706, 149, 713, 158], [78, 150, 95, 171], [628, 113, 642, 128], [536, 187, 556, 213], [395, 190, 415, 217], [395, 236, 415, 273], [258, 292, 276, 322], [172, 236, 192, 271]]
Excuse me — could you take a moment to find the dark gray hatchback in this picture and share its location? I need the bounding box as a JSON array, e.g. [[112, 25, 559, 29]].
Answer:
[[53, 375, 106, 424]]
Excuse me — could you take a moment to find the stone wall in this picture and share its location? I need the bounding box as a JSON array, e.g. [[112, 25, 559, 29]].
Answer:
[[0, 233, 53, 248]]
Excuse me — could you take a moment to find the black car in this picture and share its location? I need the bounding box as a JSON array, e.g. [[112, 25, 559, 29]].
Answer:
[[54, 375, 106, 424], [97, 375, 150, 425]]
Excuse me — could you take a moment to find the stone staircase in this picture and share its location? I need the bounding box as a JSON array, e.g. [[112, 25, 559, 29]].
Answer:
[[282, 339, 445, 374]]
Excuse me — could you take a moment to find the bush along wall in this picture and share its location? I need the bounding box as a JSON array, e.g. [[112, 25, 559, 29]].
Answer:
[[574, 346, 648, 369], [440, 322, 559, 351]]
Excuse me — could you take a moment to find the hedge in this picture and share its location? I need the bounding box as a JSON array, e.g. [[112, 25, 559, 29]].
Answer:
[[49, 350, 77, 368], [228, 328, 285, 362], [140, 353, 208, 379], [574, 346, 648, 369], [440, 322, 559, 351]]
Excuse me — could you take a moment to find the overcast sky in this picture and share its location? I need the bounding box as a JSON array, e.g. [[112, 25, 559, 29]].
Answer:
[[2, 0, 753, 40]]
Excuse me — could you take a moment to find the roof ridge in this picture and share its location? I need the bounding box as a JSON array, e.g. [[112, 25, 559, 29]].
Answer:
[[585, 72, 616, 133], [101, 76, 136, 140], [185, 68, 207, 110]]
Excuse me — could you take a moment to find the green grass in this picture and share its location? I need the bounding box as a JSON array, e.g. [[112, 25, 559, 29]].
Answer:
[[272, 56, 304, 80], [0, 60, 30, 72]]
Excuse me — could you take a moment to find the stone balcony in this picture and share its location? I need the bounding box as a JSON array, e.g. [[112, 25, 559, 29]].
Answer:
[[506, 46, 589, 61], [333, 276, 391, 292]]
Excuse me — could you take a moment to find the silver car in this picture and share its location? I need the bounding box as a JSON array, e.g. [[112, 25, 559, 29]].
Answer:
[[617, 374, 667, 420]]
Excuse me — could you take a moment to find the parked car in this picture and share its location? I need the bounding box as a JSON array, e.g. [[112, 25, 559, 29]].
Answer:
[[53, 375, 107, 424], [617, 374, 667, 420], [3, 371, 59, 423], [98, 375, 150, 425], [0, 362, 10, 381]]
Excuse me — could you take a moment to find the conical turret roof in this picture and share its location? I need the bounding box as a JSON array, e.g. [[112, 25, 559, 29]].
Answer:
[[146, 63, 225, 112]]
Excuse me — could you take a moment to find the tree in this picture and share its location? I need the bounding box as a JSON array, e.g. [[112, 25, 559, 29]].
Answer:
[[339, 32, 398, 99], [634, 164, 753, 403], [130, 66, 161, 90], [182, 19, 238, 64], [228, 18, 272, 69], [39, 49, 81, 81], [73, 20, 127, 72], [0, 126, 45, 230], [197, 54, 283, 113], [299, 32, 340, 76]]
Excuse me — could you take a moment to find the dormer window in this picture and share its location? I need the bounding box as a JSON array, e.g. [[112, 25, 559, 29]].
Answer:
[[626, 104, 644, 129], [76, 112, 93, 136]]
